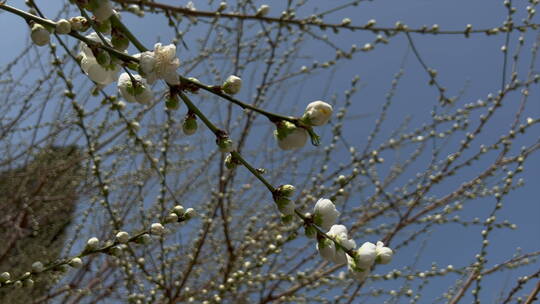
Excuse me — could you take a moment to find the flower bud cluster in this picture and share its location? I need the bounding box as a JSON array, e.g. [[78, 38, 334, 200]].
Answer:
[[310, 198, 393, 282]]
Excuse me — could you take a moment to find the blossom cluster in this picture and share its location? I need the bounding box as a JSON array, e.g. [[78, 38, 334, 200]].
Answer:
[[312, 198, 394, 282]]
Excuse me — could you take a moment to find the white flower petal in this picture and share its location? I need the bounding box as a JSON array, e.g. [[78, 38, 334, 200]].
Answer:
[[313, 198, 340, 230], [303, 100, 333, 126], [356, 242, 377, 269]]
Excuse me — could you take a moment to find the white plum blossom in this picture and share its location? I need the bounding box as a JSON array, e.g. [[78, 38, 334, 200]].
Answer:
[[355, 241, 377, 269], [313, 198, 340, 230], [117, 72, 153, 104], [135, 43, 180, 85], [79, 33, 120, 86], [316, 238, 336, 261], [375, 241, 393, 264], [302, 100, 333, 126], [222, 75, 242, 95], [274, 121, 308, 150], [30, 23, 50, 46], [327, 225, 356, 264], [347, 254, 371, 282]]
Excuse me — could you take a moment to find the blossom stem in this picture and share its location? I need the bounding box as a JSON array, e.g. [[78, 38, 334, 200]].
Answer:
[[180, 76, 298, 124]]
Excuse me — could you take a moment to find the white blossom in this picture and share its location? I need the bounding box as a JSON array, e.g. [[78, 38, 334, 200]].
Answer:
[[0, 272, 10, 283], [135, 43, 180, 85], [302, 100, 333, 126], [375, 241, 393, 264], [274, 121, 308, 150], [355, 241, 377, 269], [316, 238, 336, 261], [117, 72, 154, 104], [313, 198, 340, 230], [222, 75, 242, 95], [327, 225, 356, 264], [30, 23, 50, 46], [347, 254, 371, 282], [79, 33, 119, 86]]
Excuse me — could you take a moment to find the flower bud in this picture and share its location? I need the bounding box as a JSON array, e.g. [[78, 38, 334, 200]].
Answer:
[[224, 153, 238, 170], [183, 114, 197, 135], [302, 101, 333, 126], [275, 197, 295, 216], [375, 241, 393, 264], [256, 4, 270, 16], [116, 231, 130, 244], [0, 272, 11, 283], [165, 93, 180, 110], [150, 223, 165, 235], [217, 137, 234, 153], [277, 184, 296, 197], [222, 75, 242, 95], [31, 261, 44, 273], [23, 278, 34, 288], [135, 233, 151, 244], [92, 0, 114, 22], [30, 23, 50, 46], [218, 2, 227, 11], [86, 237, 100, 251], [184, 208, 196, 220], [68, 257, 83, 268], [55, 19, 72, 34], [274, 121, 308, 150], [172, 205, 185, 216], [127, 4, 144, 17], [117, 73, 153, 104], [165, 213, 179, 223]]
